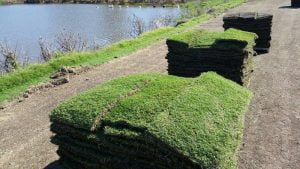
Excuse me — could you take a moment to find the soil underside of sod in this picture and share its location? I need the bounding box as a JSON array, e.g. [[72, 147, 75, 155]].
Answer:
[[223, 12, 273, 50], [166, 28, 257, 85], [50, 72, 252, 169]]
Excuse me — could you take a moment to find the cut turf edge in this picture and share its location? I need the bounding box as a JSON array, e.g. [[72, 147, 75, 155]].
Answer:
[[50, 72, 253, 169]]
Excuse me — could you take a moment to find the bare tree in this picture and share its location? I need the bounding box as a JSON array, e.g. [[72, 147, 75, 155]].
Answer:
[[19, 51, 30, 68], [0, 31, 93, 75], [130, 14, 146, 37], [149, 15, 175, 29], [90, 40, 103, 51], [38, 32, 99, 63], [55, 31, 88, 53], [180, 0, 205, 19], [0, 43, 19, 73], [39, 37, 54, 62]]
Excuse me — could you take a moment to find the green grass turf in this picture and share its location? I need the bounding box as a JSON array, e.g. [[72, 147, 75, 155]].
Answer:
[[50, 72, 252, 169], [50, 74, 164, 130], [168, 28, 257, 51], [0, 0, 247, 104]]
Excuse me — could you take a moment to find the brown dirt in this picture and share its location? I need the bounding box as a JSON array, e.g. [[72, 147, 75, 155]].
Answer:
[[0, 0, 299, 168], [0, 41, 167, 169], [200, 0, 300, 168]]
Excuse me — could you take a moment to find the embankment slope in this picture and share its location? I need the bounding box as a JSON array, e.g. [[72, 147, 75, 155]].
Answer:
[[0, 0, 299, 168]]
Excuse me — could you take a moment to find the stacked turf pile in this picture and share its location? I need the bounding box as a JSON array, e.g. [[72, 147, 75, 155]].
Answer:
[[223, 12, 273, 52], [291, 0, 300, 7], [50, 72, 252, 169], [166, 28, 257, 85]]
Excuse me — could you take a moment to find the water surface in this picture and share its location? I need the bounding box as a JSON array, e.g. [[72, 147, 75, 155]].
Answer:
[[0, 4, 181, 62]]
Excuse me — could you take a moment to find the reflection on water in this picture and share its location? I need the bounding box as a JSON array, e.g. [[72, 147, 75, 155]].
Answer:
[[0, 4, 181, 62]]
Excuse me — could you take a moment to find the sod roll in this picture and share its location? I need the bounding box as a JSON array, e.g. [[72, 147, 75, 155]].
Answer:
[[291, 0, 300, 7], [223, 12, 273, 52], [50, 72, 252, 169], [166, 28, 257, 85]]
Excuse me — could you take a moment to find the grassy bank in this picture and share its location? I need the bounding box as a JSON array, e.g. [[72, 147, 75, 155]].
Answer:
[[50, 72, 252, 169], [0, 0, 246, 103]]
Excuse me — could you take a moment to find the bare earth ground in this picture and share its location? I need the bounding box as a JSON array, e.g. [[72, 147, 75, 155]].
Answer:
[[200, 0, 300, 168], [0, 0, 299, 168]]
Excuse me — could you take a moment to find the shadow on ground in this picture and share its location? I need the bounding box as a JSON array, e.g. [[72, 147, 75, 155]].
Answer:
[[279, 5, 300, 9], [44, 160, 62, 169]]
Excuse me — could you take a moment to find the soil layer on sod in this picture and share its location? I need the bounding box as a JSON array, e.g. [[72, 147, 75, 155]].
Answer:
[[50, 72, 252, 169], [291, 0, 300, 7], [166, 29, 257, 85], [223, 12, 273, 52]]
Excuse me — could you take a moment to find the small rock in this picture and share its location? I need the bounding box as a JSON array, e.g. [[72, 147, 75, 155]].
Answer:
[[50, 67, 77, 79], [85, 78, 90, 81], [206, 8, 215, 14], [18, 97, 25, 102], [67, 67, 76, 74], [37, 84, 45, 90], [25, 89, 32, 94], [23, 93, 30, 98], [44, 83, 54, 88], [60, 67, 69, 73], [175, 19, 189, 27], [61, 66, 77, 74], [0, 101, 8, 110], [51, 77, 70, 86], [0, 105, 5, 110], [50, 71, 66, 79]]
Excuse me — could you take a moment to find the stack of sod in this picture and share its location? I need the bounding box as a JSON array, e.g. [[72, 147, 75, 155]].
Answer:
[[166, 28, 257, 85], [291, 0, 300, 7], [223, 12, 273, 52], [50, 72, 252, 169]]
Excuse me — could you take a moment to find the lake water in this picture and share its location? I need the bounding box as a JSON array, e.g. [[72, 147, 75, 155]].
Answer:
[[0, 4, 181, 62]]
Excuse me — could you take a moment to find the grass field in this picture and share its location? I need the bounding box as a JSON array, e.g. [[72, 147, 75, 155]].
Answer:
[[0, 0, 247, 104], [50, 72, 252, 169]]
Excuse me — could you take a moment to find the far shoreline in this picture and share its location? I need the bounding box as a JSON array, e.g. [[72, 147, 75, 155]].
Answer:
[[1, 0, 186, 6]]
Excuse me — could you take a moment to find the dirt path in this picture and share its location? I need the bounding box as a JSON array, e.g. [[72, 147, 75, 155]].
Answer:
[[201, 0, 300, 168], [0, 41, 168, 169], [0, 0, 299, 168], [237, 2, 300, 169]]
